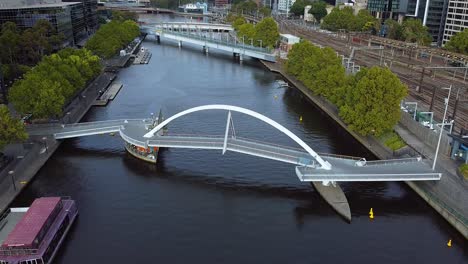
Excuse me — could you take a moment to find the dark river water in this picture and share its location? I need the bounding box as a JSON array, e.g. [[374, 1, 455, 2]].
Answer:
[[12, 15, 468, 264]]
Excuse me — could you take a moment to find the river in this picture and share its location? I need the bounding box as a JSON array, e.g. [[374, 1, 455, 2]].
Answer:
[[12, 14, 468, 263]]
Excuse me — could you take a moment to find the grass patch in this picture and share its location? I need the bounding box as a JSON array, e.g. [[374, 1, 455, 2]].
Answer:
[[460, 164, 468, 179], [378, 131, 407, 151]]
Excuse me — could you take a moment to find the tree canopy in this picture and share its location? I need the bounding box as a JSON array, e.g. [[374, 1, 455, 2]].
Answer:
[[445, 29, 468, 55], [308, 1, 327, 23], [254, 17, 279, 48], [0, 20, 64, 85], [112, 10, 139, 22], [0, 105, 28, 150], [85, 20, 140, 58], [231, 17, 279, 48], [9, 48, 102, 118], [232, 0, 258, 14], [286, 41, 349, 106], [290, 0, 312, 17], [401, 18, 432, 45], [383, 19, 403, 40], [339, 67, 408, 136], [321, 7, 376, 32], [286, 41, 407, 136]]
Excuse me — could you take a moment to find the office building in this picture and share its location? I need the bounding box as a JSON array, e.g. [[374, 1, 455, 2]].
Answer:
[[0, 0, 87, 46], [63, 0, 98, 34], [368, 0, 449, 46], [443, 0, 468, 45]]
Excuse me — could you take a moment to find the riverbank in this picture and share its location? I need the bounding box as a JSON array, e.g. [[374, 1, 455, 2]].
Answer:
[[261, 59, 468, 239]]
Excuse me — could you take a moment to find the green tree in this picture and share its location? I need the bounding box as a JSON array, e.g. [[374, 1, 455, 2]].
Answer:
[[286, 41, 349, 105], [0, 105, 27, 150], [259, 6, 271, 17], [384, 19, 403, 40], [321, 7, 355, 31], [354, 9, 376, 32], [254, 17, 279, 48], [86, 20, 140, 58], [290, 0, 311, 16], [0, 22, 20, 64], [308, 1, 327, 23], [112, 10, 139, 22], [445, 29, 468, 55], [233, 17, 247, 30], [401, 18, 432, 45], [237, 23, 256, 42], [9, 48, 101, 118], [339, 67, 408, 136]]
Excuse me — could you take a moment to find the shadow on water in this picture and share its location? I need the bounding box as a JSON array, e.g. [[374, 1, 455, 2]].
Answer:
[[282, 88, 376, 160]]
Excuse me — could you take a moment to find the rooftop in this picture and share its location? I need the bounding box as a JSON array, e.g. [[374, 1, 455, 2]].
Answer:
[[1, 197, 61, 248], [0, 1, 81, 10]]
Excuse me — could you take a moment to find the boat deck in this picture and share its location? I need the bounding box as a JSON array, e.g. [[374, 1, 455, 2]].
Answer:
[[0, 209, 28, 245]]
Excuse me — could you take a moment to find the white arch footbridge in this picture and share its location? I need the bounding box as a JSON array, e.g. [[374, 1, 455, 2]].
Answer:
[[27, 105, 442, 184]]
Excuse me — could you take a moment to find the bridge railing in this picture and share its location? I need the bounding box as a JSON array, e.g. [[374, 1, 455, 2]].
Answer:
[[159, 29, 273, 54]]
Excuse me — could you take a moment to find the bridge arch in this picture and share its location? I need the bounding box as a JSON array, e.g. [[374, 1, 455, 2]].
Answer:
[[143, 105, 332, 170]]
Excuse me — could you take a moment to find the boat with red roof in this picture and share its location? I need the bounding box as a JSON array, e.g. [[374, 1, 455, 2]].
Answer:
[[0, 197, 78, 264]]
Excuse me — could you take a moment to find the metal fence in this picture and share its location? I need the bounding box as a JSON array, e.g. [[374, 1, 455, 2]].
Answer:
[[399, 111, 451, 156]]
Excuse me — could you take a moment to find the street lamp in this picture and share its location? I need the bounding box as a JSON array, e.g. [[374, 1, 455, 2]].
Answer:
[[258, 40, 263, 48], [249, 38, 253, 46], [42, 136, 48, 154], [8, 171, 16, 191], [432, 85, 452, 170]]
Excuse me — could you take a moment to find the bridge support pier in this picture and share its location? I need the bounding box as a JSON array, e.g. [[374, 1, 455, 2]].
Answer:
[[178, 40, 182, 48], [203, 46, 209, 54], [156, 35, 160, 44]]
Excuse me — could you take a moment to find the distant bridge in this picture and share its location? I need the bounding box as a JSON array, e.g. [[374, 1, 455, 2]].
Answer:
[[140, 24, 276, 62], [149, 22, 233, 32], [28, 105, 441, 185]]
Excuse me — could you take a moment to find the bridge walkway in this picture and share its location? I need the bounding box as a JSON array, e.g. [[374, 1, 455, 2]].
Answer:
[[26, 119, 442, 182], [140, 27, 277, 62]]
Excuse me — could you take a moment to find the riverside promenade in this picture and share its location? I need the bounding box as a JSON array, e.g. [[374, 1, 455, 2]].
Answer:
[[0, 36, 146, 213], [261, 60, 468, 239], [0, 71, 116, 213]]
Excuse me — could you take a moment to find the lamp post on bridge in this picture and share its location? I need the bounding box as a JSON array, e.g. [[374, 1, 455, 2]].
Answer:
[[258, 40, 262, 49], [433, 85, 452, 170], [249, 38, 253, 46]]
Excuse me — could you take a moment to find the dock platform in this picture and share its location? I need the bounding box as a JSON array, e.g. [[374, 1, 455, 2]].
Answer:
[[133, 48, 152, 65], [93, 82, 123, 106]]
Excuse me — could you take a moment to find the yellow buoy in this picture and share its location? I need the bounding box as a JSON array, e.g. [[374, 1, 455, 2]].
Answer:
[[274, 95, 278, 99], [299, 116, 303, 122], [447, 239, 452, 247], [20, 181, 27, 185], [369, 208, 374, 219]]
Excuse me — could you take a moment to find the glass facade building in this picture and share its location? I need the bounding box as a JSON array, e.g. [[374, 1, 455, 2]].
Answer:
[[0, 0, 88, 46], [368, 0, 449, 46], [62, 0, 98, 34]]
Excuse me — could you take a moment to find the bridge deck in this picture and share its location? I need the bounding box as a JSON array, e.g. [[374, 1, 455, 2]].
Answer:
[[140, 27, 277, 62], [26, 120, 442, 182]]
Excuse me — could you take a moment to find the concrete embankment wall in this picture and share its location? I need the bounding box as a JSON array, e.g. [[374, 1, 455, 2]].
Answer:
[[260, 60, 468, 240]]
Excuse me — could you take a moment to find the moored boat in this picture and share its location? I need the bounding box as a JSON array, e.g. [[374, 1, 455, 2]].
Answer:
[[0, 197, 78, 264]]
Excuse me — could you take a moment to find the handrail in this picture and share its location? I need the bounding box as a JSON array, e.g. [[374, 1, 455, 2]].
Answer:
[[159, 30, 273, 54]]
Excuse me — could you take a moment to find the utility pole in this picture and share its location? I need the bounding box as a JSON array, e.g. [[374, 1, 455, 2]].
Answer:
[[433, 85, 452, 170]]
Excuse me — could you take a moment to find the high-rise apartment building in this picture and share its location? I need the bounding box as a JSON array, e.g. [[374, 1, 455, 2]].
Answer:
[[277, 0, 296, 15], [442, 0, 468, 45]]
